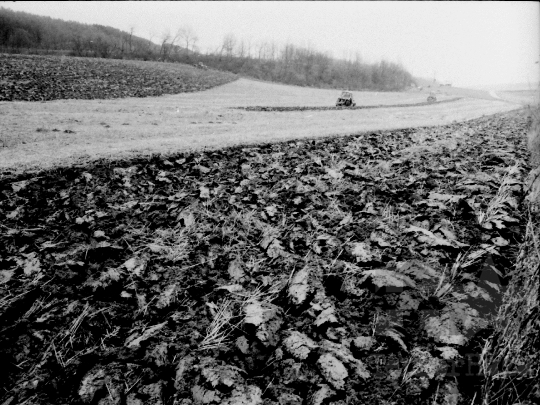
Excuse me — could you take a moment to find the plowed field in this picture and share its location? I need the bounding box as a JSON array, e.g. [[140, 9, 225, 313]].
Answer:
[[0, 54, 535, 405], [0, 54, 237, 101], [1, 108, 533, 405]]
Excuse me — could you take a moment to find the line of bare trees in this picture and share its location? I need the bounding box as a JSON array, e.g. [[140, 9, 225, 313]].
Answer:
[[144, 29, 413, 90], [190, 33, 414, 91], [155, 26, 199, 61]]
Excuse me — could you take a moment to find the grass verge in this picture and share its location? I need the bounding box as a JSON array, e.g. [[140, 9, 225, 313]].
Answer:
[[527, 104, 540, 167], [480, 103, 540, 404]]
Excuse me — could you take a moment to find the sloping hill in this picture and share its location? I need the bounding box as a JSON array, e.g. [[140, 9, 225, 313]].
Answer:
[[0, 54, 237, 101], [0, 7, 415, 91]]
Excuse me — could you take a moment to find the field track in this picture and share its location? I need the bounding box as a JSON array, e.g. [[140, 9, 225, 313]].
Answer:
[[0, 78, 526, 177]]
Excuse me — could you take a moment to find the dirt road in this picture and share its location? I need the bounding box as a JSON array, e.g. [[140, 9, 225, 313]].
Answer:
[[0, 78, 521, 176]]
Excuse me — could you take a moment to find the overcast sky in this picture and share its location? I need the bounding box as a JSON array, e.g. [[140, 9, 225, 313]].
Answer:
[[3, 1, 539, 87]]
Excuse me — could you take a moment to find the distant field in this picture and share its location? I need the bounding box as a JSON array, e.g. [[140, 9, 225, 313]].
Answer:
[[0, 78, 522, 176], [497, 89, 539, 105], [416, 85, 503, 101], [414, 82, 539, 106], [0, 54, 237, 101]]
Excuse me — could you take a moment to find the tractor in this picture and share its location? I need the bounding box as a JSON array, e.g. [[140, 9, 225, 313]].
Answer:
[[336, 91, 356, 107], [427, 92, 437, 103]]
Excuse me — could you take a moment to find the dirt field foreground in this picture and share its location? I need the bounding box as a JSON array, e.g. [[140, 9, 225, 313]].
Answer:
[[0, 78, 523, 177], [0, 105, 534, 404], [1, 55, 538, 403]]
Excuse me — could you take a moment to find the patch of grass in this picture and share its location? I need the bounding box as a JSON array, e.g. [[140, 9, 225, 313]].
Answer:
[[140, 225, 195, 263], [480, 104, 540, 404], [380, 202, 403, 228], [528, 104, 540, 167], [359, 160, 393, 178], [480, 217, 540, 405]]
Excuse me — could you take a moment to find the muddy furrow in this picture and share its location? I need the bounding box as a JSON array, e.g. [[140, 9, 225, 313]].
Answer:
[[235, 97, 463, 112]]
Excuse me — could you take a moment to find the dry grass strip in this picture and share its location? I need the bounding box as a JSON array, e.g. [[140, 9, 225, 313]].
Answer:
[[480, 105, 540, 405]]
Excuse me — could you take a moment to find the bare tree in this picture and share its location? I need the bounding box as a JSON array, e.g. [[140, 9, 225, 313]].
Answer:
[[281, 42, 295, 66], [142, 30, 157, 60], [268, 41, 277, 61], [159, 29, 171, 60], [178, 25, 199, 54], [237, 39, 249, 59], [256, 40, 267, 60], [221, 33, 236, 58], [128, 26, 135, 54], [120, 33, 128, 56], [71, 33, 84, 56], [167, 28, 183, 59], [244, 38, 253, 59], [94, 36, 113, 58]]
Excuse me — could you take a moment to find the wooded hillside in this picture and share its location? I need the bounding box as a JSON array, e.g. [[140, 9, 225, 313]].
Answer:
[[0, 7, 415, 91]]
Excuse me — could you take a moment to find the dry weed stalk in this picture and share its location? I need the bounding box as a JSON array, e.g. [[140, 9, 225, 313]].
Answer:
[[199, 299, 235, 351], [64, 302, 92, 347], [381, 202, 402, 227], [51, 341, 65, 368], [136, 294, 156, 317], [41, 303, 108, 369], [230, 209, 258, 234], [400, 357, 415, 385], [361, 160, 393, 177], [236, 283, 282, 305], [427, 246, 475, 299], [199, 275, 284, 351], [460, 247, 492, 269], [431, 245, 494, 302], [431, 252, 466, 300], [476, 165, 520, 228], [142, 225, 193, 262], [22, 297, 45, 319]]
